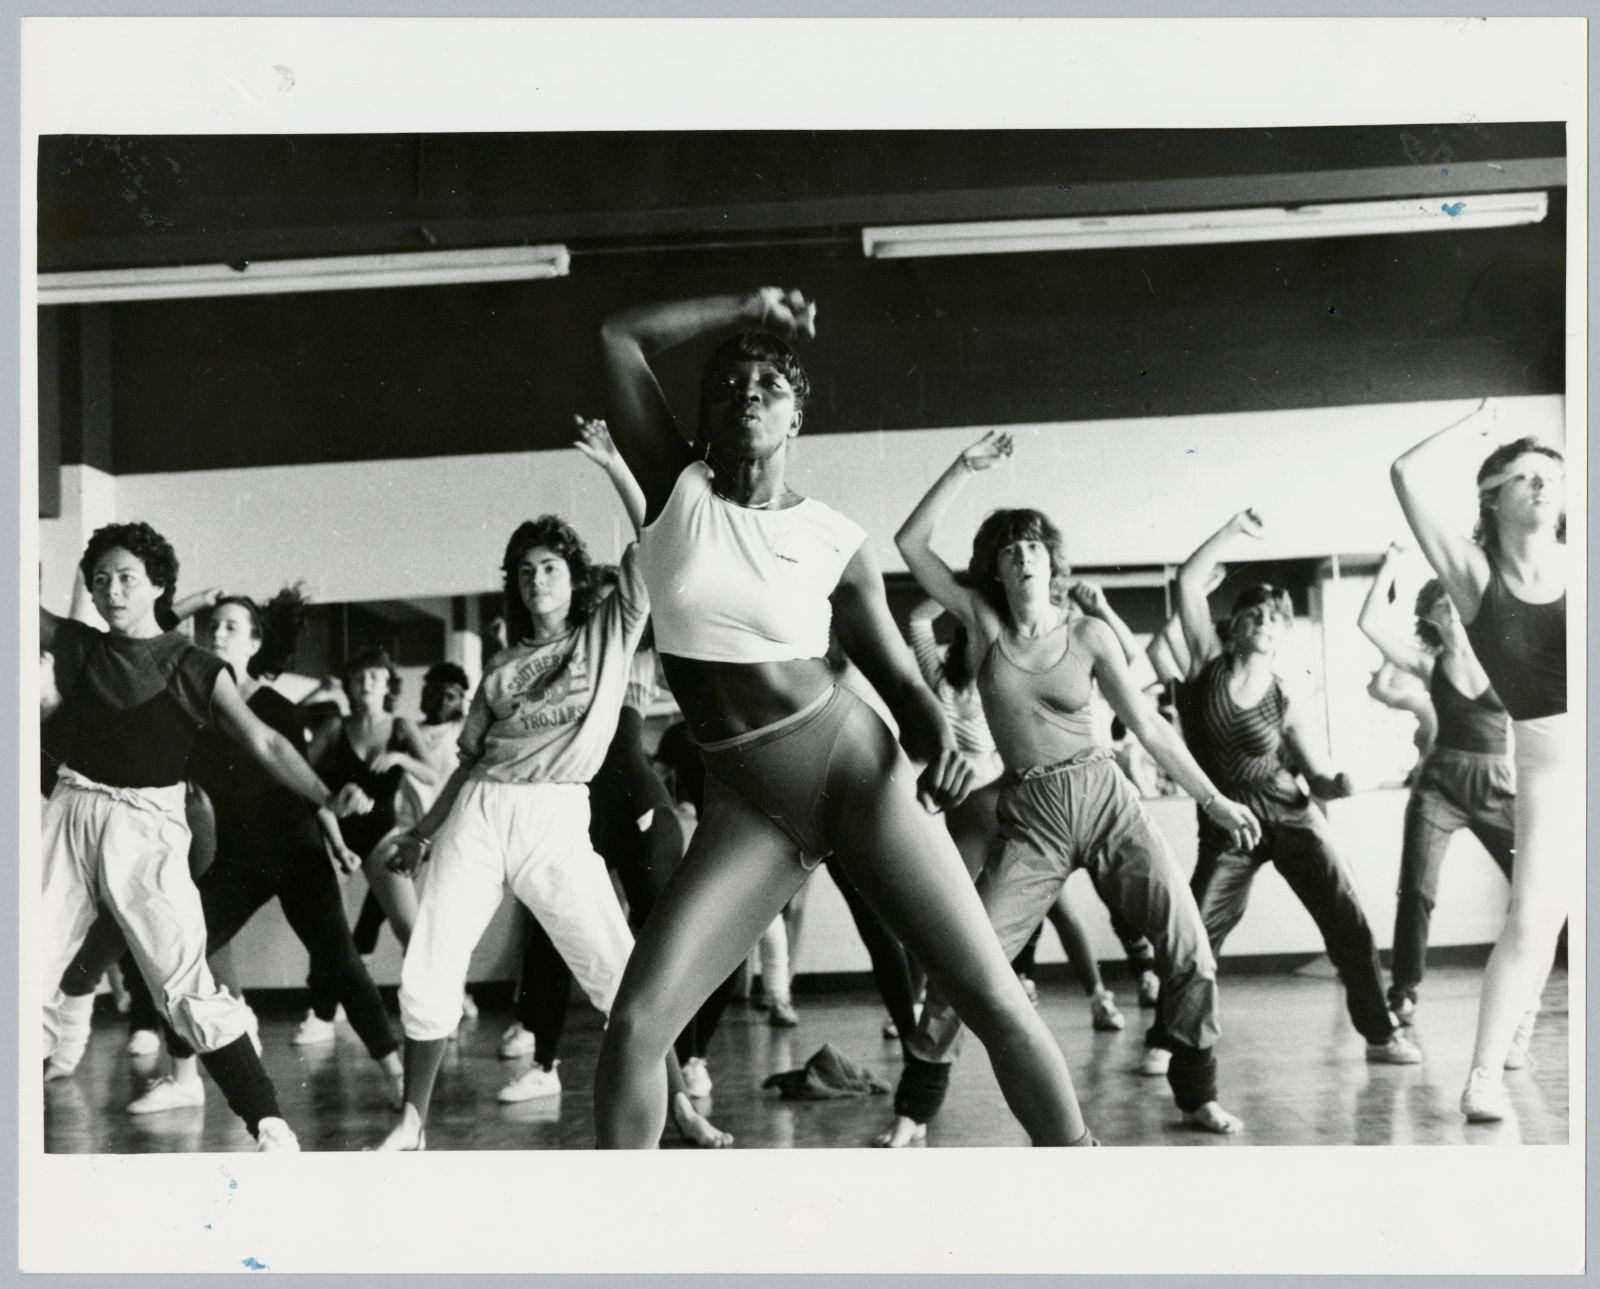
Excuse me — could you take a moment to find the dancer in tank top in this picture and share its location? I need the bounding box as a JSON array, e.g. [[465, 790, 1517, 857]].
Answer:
[[1358, 545, 1516, 1029], [1174, 509, 1421, 1066], [1393, 416, 1568, 1122], [592, 288, 1094, 1148], [879, 432, 1260, 1146]]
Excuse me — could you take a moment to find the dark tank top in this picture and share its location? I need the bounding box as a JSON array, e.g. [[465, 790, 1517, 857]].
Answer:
[[1175, 654, 1306, 817], [321, 721, 406, 857], [45, 618, 227, 789], [189, 686, 313, 848], [1429, 665, 1508, 755], [1462, 562, 1565, 721]]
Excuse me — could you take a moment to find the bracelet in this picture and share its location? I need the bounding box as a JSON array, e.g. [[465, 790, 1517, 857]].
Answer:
[[1197, 791, 1219, 816], [405, 828, 434, 852]]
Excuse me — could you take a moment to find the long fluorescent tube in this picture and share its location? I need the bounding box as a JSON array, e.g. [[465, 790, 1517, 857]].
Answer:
[[862, 191, 1548, 259], [36, 244, 571, 305]]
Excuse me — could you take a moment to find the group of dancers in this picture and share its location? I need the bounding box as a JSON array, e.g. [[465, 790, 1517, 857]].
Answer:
[[39, 286, 1569, 1150]]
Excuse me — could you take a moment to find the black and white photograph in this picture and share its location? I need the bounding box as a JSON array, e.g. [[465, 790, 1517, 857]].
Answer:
[[18, 15, 1585, 1276]]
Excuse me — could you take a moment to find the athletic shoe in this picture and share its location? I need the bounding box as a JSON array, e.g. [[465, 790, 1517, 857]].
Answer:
[[682, 1056, 713, 1099], [127, 1075, 205, 1115], [498, 1022, 536, 1060], [1461, 1066, 1509, 1122], [460, 991, 479, 1021], [768, 999, 800, 1028], [881, 1015, 899, 1040], [1390, 994, 1417, 1027], [1136, 970, 1161, 1009], [498, 1061, 561, 1103], [1366, 1032, 1423, 1065], [126, 1028, 162, 1058], [1089, 989, 1126, 1032], [290, 1010, 337, 1046], [1504, 1009, 1539, 1070], [1138, 1046, 1172, 1076], [1016, 975, 1041, 1006], [255, 1117, 301, 1152]]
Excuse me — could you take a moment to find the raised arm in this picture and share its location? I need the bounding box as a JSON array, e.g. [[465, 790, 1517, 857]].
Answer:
[[1069, 579, 1156, 689], [599, 288, 814, 522], [573, 416, 647, 535], [171, 587, 222, 624], [1357, 544, 1433, 681], [1390, 401, 1494, 617], [1176, 510, 1264, 675], [831, 544, 972, 812], [904, 598, 946, 692], [1147, 610, 1191, 685], [1083, 619, 1260, 852], [893, 432, 1012, 632]]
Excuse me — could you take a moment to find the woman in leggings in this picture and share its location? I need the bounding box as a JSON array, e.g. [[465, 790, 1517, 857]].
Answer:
[[41, 523, 363, 1150], [1174, 510, 1421, 1066], [59, 588, 406, 1112], [1358, 545, 1516, 1028], [1393, 421, 1567, 1122], [881, 432, 1258, 1146], [593, 289, 1092, 1148]]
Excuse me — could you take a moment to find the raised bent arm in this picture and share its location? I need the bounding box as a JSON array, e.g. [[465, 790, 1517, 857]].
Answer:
[[573, 416, 648, 535], [1357, 546, 1433, 680], [1390, 403, 1494, 618], [1176, 510, 1263, 675], [893, 432, 1012, 630], [905, 599, 946, 692]]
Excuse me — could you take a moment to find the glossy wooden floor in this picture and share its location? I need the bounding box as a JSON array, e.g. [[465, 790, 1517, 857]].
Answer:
[[45, 963, 1567, 1153]]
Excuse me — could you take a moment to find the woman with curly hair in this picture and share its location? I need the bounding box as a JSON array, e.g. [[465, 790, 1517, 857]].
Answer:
[[40, 523, 363, 1150], [1393, 417, 1567, 1122]]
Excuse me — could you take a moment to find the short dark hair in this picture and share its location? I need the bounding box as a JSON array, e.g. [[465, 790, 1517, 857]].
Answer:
[[343, 645, 401, 713], [1413, 578, 1450, 653], [80, 522, 179, 625], [696, 331, 812, 437], [967, 509, 1071, 624], [500, 516, 604, 644], [1226, 583, 1294, 651], [206, 584, 309, 679], [424, 661, 469, 691], [1474, 437, 1566, 555]]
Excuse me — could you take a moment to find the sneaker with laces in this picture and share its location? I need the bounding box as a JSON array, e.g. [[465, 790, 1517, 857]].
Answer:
[[290, 1010, 338, 1046], [256, 1116, 301, 1152], [1136, 970, 1161, 1009], [682, 1056, 713, 1099], [128, 1075, 205, 1115], [1366, 1032, 1423, 1065], [1089, 989, 1126, 1032], [1504, 1008, 1539, 1070], [498, 1061, 562, 1103], [1461, 1066, 1509, 1122], [126, 1028, 162, 1058], [498, 1022, 536, 1060], [768, 999, 800, 1028], [1138, 1046, 1172, 1076]]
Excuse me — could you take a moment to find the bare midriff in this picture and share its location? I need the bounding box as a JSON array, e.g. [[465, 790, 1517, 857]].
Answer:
[[661, 655, 836, 745]]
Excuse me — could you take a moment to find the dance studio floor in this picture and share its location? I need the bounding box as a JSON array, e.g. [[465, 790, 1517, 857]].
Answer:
[[45, 963, 1567, 1153]]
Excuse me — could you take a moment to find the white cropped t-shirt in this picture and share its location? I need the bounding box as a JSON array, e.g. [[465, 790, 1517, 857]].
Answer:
[[638, 462, 867, 663]]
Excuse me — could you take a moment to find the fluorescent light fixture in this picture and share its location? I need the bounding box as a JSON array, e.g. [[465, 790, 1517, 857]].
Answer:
[[861, 191, 1548, 259], [36, 244, 571, 305]]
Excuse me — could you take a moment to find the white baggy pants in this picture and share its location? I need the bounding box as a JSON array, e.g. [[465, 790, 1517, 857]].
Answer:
[[42, 768, 256, 1055], [399, 779, 635, 1042]]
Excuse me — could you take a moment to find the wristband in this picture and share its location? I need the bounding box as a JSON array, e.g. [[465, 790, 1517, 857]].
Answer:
[[1198, 791, 1220, 816], [406, 828, 434, 853]]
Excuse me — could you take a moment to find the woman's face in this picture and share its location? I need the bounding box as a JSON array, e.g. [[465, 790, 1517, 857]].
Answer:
[[89, 547, 162, 634], [205, 603, 262, 674], [996, 539, 1054, 610], [348, 666, 390, 711], [701, 360, 801, 461], [1491, 452, 1565, 533], [518, 545, 574, 625], [1231, 603, 1289, 658]]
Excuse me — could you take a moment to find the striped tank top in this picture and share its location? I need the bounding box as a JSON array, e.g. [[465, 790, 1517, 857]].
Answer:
[[1176, 654, 1306, 815]]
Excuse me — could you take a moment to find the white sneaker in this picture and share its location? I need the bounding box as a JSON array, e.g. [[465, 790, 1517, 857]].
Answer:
[[126, 1028, 162, 1058], [1138, 1046, 1172, 1076], [128, 1075, 205, 1115], [460, 991, 480, 1021], [682, 1056, 713, 1099], [1137, 970, 1161, 1009], [1461, 1066, 1509, 1123], [1090, 989, 1126, 1032], [256, 1116, 301, 1152], [290, 1010, 337, 1046], [881, 1015, 899, 1040], [498, 1022, 536, 1060], [1504, 1008, 1539, 1070], [497, 1061, 561, 1103], [1366, 1032, 1423, 1065]]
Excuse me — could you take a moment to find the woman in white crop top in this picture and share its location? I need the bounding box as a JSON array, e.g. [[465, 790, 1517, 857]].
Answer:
[[591, 287, 1094, 1148]]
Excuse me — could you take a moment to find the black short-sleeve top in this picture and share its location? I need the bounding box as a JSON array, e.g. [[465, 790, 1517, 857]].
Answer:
[[45, 618, 229, 790]]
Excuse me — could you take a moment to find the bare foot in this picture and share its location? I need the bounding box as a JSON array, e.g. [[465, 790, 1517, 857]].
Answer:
[[872, 1116, 927, 1148], [372, 1107, 426, 1151], [1182, 1101, 1242, 1134], [671, 1091, 733, 1148]]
